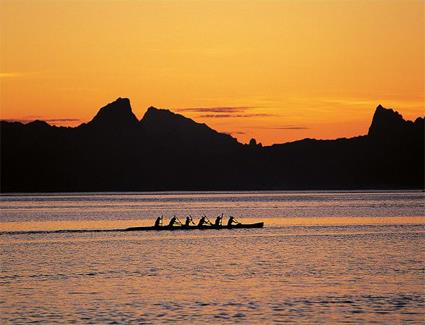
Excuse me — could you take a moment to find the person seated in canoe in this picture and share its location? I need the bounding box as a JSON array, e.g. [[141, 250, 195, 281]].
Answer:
[[197, 216, 212, 227], [154, 215, 163, 227], [227, 216, 240, 226], [184, 215, 195, 227], [168, 215, 182, 227], [214, 214, 223, 226]]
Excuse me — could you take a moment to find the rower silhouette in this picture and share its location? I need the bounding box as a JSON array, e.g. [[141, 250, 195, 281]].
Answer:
[[185, 215, 194, 226], [198, 216, 210, 226], [214, 214, 223, 226], [154, 215, 163, 227], [227, 216, 239, 226], [168, 216, 179, 227]]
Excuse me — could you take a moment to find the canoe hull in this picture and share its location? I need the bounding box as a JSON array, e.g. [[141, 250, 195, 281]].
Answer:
[[125, 222, 264, 232]]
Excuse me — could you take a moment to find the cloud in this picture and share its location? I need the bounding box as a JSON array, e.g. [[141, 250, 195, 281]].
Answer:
[[0, 71, 41, 78], [1, 119, 24, 123], [45, 118, 80, 122], [0, 72, 23, 78], [224, 131, 246, 136], [251, 125, 309, 130], [1, 118, 80, 123], [175, 106, 254, 113], [175, 105, 276, 119], [24, 115, 43, 119], [271, 126, 309, 130], [199, 113, 275, 118]]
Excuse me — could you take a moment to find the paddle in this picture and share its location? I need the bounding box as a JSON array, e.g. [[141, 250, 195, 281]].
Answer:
[[183, 215, 195, 226], [175, 216, 188, 227], [228, 216, 241, 225], [205, 216, 214, 226], [188, 215, 196, 225]]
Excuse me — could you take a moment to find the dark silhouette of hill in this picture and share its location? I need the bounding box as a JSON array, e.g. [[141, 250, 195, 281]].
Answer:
[[86, 97, 139, 129], [1, 98, 423, 192], [140, 106, 239, 153]]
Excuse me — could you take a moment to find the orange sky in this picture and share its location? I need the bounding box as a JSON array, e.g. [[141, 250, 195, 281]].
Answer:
[[0, 0, 424, 145]]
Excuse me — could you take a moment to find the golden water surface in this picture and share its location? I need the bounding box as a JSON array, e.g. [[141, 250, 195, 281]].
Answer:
[[1, 191, 424, 323]]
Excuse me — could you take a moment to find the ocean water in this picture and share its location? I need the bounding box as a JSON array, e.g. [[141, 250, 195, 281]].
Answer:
[[1, 191, 424, 324]]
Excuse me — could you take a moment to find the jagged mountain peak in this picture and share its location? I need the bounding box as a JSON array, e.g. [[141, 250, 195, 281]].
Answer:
[[140, 105, 215, 131], [374, 104, 403, 119], [142, 105, 193, 120], [88, 97, 138, 129], [1, 100, 423, 191], [139, 105, 239, 148], [368, 104, 405, 137]]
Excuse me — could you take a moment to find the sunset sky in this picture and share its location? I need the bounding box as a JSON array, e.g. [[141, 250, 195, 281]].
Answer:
[[0, 0, 423, 145]]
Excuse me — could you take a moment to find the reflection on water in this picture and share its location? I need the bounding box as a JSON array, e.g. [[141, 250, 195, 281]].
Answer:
[[1, 191, 424, 323]]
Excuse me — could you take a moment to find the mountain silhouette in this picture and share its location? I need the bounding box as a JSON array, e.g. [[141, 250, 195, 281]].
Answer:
[[368, 104, 405, 138], [368, 104, 424, 142], [140, 106, 239, 153], [86, 97, 138, 130], [1, 98, 423, 192]]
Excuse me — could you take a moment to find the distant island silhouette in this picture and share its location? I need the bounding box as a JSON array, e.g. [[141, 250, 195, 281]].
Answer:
[[1, 98, 423, 192]]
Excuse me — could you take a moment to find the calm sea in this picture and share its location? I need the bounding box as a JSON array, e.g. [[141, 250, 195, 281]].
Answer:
[[1, 191, 424, 324]]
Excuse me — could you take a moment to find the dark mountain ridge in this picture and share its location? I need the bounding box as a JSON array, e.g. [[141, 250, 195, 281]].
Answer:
[[1, 98, 423, 192], [84, 97, 139, 131]]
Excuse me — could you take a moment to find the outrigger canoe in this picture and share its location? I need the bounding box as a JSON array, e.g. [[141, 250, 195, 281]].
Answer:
[[124, 222, 264, 232]]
